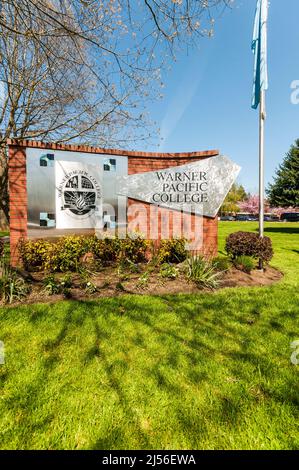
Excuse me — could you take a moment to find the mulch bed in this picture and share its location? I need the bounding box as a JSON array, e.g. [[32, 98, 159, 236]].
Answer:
[[4, 264, 284, 306], [221, 266, 283, 288]]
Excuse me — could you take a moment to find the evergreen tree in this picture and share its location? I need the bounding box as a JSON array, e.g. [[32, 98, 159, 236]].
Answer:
[[267, 140, 299, 207]]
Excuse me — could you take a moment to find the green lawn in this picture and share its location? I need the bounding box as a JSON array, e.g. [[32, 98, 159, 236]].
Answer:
[[0, 222, 298, 450]]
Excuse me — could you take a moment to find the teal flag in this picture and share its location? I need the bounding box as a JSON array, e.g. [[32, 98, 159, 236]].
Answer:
[[252, 0, 268, 109]]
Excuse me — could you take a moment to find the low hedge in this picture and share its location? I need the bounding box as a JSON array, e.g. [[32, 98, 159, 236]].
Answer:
[[19, 234, 148, 272], [19, 239, 52, 271], [157, 239, 188, 264]]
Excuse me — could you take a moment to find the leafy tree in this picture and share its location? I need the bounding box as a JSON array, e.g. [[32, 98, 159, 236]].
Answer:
[[238, 195, 270, 214], [267, 139, 299, 208], [0, 0, 233, 227], [220, 183, 248, 215]]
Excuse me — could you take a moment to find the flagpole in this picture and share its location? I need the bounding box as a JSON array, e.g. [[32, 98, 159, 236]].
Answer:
[[259, 88, 265, 269]]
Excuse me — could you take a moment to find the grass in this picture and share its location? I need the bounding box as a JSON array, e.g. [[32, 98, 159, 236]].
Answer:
[[218, 221, 299, 284], [0, 222, 298, 450]]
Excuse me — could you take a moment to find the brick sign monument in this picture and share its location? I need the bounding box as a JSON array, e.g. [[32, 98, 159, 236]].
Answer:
[[7, 140, 240, 266]]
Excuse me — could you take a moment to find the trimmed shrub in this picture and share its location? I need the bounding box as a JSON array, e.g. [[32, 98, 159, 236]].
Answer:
[[19, 234, 148, 272], [45, 236, 88, 272], [116, 236, 148, 263], [19, 239, 52, 271], [91, 237, 120, 264], [92, 236, 148, 265], [233, 255, 256, 274], [19, 236, 91, 272], [157, 239, 187, 264], [225, 231, 273, 263]]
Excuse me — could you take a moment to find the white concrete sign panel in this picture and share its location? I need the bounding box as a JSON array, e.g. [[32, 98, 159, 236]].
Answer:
[[55, 160, 102, 228], [117, 155, 241, 218]]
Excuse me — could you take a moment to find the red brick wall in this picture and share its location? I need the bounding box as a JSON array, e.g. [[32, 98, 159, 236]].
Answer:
[[7, 140, 219, 265], [127, 155, 218, 257], [8, 145, 28, 266], [203, 216, 218, 257]]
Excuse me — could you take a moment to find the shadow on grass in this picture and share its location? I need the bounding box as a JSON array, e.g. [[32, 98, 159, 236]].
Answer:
[[1, 303, 76, 447], [263, 226, 299, 235], [81, 298, 218, 448], [3, 291, 299, 449], [71, 294, 299, 446], [83, 307, 152, 450]]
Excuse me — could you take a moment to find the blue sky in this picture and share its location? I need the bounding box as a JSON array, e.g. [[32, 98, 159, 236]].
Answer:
[[147, 0, 299, 194]]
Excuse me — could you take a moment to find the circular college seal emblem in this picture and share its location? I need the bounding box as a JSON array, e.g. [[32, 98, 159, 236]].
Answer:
[[58, 170, 101, 219]]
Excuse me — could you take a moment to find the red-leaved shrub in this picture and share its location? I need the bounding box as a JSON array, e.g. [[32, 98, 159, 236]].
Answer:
[[225, 231, 273, 263]]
